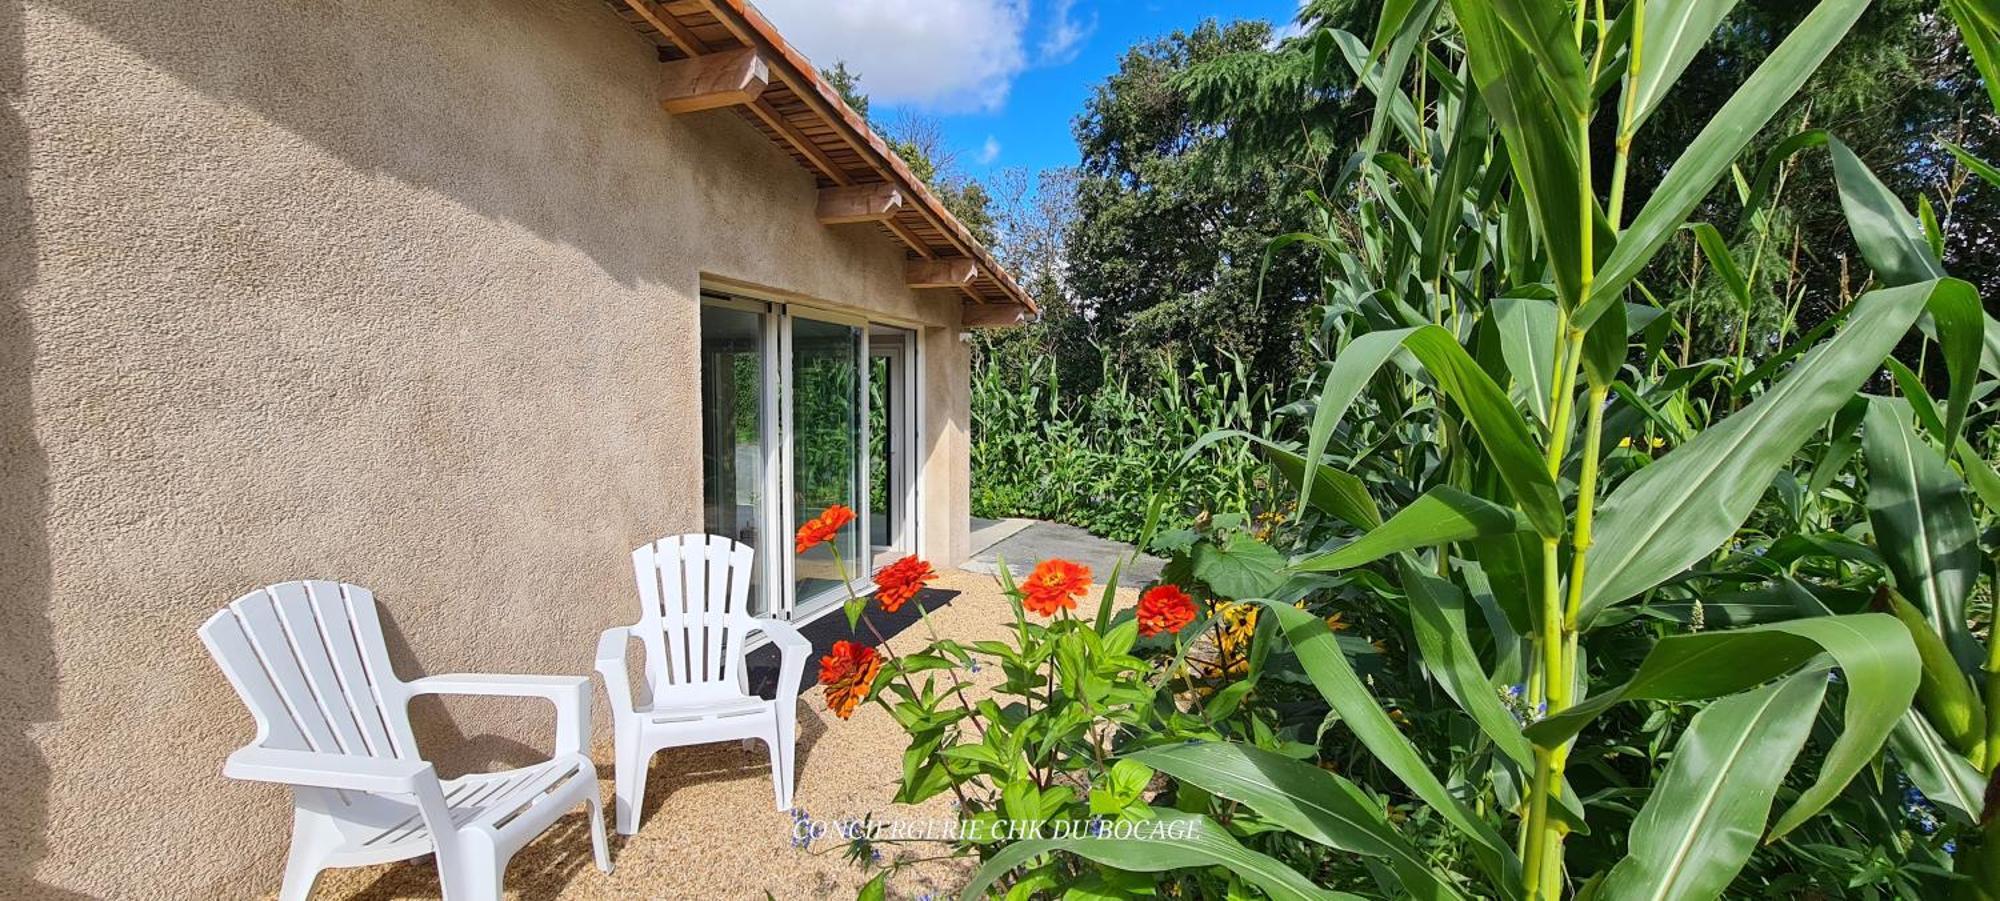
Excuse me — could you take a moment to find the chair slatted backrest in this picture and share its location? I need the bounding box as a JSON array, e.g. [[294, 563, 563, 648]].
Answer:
[[631, 534, 756, 696], [199, 581, 419, 761]]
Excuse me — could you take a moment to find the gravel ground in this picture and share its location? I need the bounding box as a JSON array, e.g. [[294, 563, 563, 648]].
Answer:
[[299, 569, 1139, 901]]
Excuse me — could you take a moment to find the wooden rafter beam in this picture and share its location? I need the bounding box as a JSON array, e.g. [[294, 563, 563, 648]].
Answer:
[[621, 0, 708, 55], [659, 48, 768, 114], [906, 259, 979, 289], [961, 302, 1028, 328], [882, 218, 935, 259], [817, 184, 905, 224], [744, 100, 851, 186]]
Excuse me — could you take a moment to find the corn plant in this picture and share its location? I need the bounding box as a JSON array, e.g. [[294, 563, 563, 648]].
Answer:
[[970, 337, 1279, 543], [946, 1, 2000, 898]]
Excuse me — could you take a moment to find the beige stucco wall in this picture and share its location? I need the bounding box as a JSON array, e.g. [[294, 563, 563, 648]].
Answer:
[[0, 0, 979, 896]]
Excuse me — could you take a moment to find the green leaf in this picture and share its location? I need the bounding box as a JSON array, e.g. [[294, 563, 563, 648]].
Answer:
[[1945, 0, 2000, 116], [1491, 295, 1559, 426], [1686, 223, 1750, 309], [1832, 137, 1946, 287], [1523, 615, 1919, 840], [1256, 600, 1521, 889], [1623, 0, 1740, 134], [1400, 559, 1535, 770], [1580, 294, 1630, 390], [1877, 587, 1987, 758], [1451, 0, 1592, 310], [1736, 129, 1829, 235], [1486, 0, 1589, 119], [1221, 325, 1561, 537], [1193, 534, 1290, 601], [1295, 487, 1527, 573], [1941, 137, 2000, 190], [1578, 0, 1869, 329], [858, 871, 889, 901], [1581, 280, 1967, 622], [1888, 711, 1988, 825], [958, 815, 1359, 901], [1400, 327, 1565, 537], [1863, 398, 1984, 671], [1596, 669, 1828, 901], [1831, 140, 1984, 438], [1131, 741, 1467, 901], [1264, 445, 1383, 530]]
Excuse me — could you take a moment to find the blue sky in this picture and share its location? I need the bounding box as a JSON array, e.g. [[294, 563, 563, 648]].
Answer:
[[754, 0, 1305, 178]]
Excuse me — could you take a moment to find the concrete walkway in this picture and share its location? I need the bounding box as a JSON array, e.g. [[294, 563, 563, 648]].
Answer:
[[962, 517, 1165, 587]]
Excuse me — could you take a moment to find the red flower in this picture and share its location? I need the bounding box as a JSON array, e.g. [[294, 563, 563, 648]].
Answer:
[[1021, 558, 1091, 617], [818, 640, 881, 720], [874, 555, 937, 614], [1137, 584, 1198, 637], [795, 505, 857, 554]]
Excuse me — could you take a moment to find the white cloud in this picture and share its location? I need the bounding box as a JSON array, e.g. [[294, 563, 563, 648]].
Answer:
[[976, 136, 1003, 165], [1038, 0, 1097, 65], [753, 0, 1030, 112], [1268, 0, 1311, 44]]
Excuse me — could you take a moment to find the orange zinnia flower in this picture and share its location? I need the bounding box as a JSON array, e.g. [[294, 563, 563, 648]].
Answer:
[[1021, 558, 1091, 617], [818, 640, 881, 720], [873, 555, 937, 614], [1136, 584, 1197, 637], [795, 504, 857, 554]]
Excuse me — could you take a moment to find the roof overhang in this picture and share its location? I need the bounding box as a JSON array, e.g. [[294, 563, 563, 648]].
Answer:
[[607, 0, 1039, 322]]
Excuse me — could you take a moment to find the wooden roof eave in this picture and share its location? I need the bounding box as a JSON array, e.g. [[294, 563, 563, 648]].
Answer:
[[611, 0, 1037, 317]]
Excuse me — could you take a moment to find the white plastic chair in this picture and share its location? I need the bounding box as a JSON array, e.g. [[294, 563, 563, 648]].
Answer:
[[199, 581, 611, 901], [596, 534, 812, 834]]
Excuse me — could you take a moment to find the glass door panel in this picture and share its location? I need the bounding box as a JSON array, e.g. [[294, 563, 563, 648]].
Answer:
[[699, 302, 770, 614], [867, 327, 916, 568], [789, 315, 863, 608]]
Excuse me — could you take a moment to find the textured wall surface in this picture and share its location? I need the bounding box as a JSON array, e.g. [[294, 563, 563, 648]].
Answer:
[[0, 0, 975, 895]]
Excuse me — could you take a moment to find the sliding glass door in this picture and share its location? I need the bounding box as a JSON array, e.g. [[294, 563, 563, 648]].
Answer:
[[699, 294, 920, 625], [787, 314, 864, 614], [699, 300, 776, 615]]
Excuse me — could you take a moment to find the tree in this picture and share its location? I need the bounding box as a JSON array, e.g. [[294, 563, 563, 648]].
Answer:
[[817, 63, 996, 246], [1057, 20, 1341, 393]]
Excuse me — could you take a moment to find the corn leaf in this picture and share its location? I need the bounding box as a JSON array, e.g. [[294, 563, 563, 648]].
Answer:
[[958, 814, 1358, 901], [1131, 742, 1468, 901], [1580, 0, 1869, 329], [1295, 487, 1527, 573], [1257, 599, 1522, 893], [1523, 614, 1919, 840], [1595, 669, 1828, 901], [1623, 0, 1741, 134], [1862, 398, 1985, 671], [1580, 280, 1972, 621]]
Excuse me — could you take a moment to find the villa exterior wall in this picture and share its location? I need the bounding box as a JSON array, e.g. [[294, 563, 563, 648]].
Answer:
[[0, 0, 974, 895]]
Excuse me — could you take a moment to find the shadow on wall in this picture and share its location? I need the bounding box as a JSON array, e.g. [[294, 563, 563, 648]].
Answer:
[[41, 0, 750, 290], [0, 2, 77, 897]]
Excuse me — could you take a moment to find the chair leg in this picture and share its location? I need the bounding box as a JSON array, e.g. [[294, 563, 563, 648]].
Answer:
[[764, 732, 790, 812], [614, 740, 645, 836], [777, 705, 799, 812], [586, 795, 614, 875], [439, 844, 505, 901], [278, 809, 339, 901]]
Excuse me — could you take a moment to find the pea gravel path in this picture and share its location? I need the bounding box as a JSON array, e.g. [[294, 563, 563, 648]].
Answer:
[[297, 568, 1142, 901]]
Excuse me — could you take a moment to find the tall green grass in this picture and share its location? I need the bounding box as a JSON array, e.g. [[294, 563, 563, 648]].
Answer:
[[969, 337, 1275, 544]]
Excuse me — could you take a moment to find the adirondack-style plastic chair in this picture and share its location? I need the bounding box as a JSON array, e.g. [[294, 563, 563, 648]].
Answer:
[[596, 534, 812, 834], [199, 581, 611, 901]]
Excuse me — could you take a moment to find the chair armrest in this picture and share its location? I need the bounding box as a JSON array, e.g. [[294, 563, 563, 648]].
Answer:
[[595, 627, 638, 720], [224, 746, 436, 794], [405, 673, 591, 755], [747, 617, 811, 655], [747, 617, 812, 701]]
